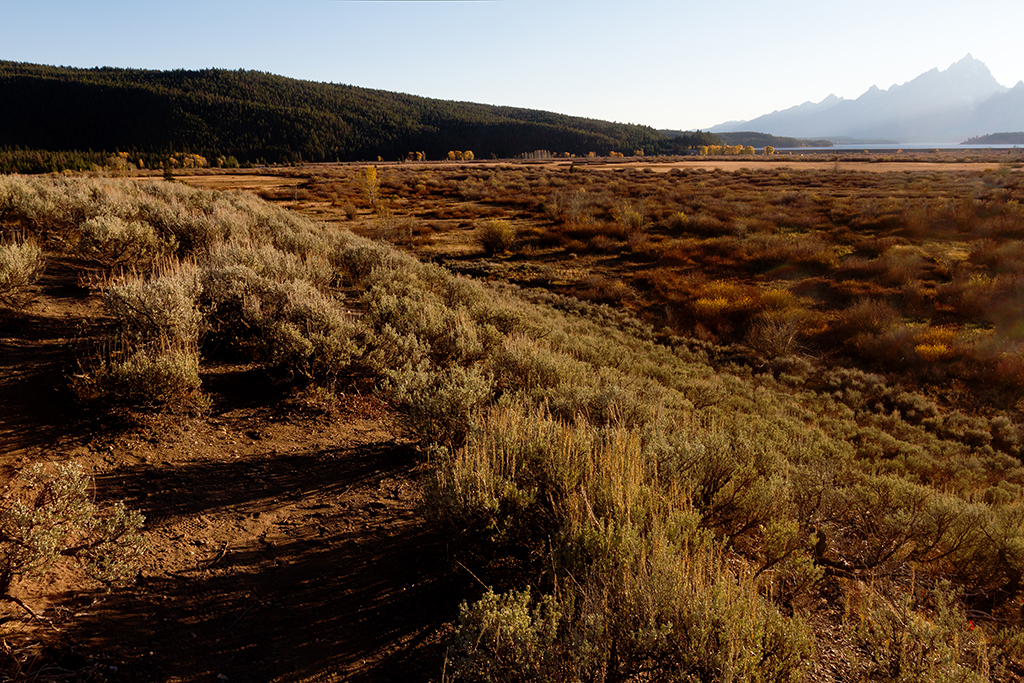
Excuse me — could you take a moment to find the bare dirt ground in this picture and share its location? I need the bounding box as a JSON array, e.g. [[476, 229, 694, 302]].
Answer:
[[0, 261, 464, 681]]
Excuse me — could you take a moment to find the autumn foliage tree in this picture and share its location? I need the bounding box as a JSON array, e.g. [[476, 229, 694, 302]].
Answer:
[[361, 165, 380, 207]]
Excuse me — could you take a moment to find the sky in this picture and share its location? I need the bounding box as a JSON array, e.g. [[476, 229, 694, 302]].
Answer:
[[3, 0, 1022, 131]]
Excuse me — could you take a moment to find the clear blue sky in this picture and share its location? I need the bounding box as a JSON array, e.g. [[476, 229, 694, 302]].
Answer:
[[3, 0, 1022, 130]]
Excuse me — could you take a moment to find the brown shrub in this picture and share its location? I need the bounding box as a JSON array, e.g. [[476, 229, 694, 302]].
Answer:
[[476, 219, 517, 256]]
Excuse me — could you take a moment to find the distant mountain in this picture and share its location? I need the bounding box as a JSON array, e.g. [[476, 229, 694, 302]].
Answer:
[[0, 61, 669, 164], [711, 55, 1023, 143], [712, 94, 848, 136], [970, 81, 1024, 138]]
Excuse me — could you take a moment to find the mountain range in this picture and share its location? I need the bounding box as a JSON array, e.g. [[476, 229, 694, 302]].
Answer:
[[710, 55, 1024, 143]]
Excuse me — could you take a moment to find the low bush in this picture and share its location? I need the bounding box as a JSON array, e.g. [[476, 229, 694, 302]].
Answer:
[[104, 261, 203, 349], [72, 343, 207, 414], [476, 219, 517, 256], [386, 365, 493, 450], [200, 265, 362, 382], [450, 534, 815, 683], [0, 238, 45, 308], [75, 260, 208, 414], [0, 462, 146, 617], [449, 588, 562, 682], [77, 215, 173, 272], [209, 241, 335, 289], [845, 581, 990, 682]]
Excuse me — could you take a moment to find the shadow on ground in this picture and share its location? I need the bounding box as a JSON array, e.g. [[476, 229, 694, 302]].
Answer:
[[65, 440, 465, 682]]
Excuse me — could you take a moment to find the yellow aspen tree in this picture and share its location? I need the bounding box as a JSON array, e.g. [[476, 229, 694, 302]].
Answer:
[[362, 165, 380, 207]]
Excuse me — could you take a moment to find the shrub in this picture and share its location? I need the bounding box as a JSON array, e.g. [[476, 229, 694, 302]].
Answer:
[[747, 310, 804, 359], [208, 241, 334, 289], [579, 539, 813, 683], [576, 274, 632, 305], [72, 344, 207, 414], [0, 462, 146, 618], [77, 215, 172, 272], [104, 262, 203, 349], [360, 270, 503, 370], [838, 298, 901, 336], [880, 245, 928, 285], [476, 219, 517, 256], [449, 588, 563, 682], [386, 365, 492, 449], [612, 199, 646, 234], [332, 233, 411, 287], [449, 539, 815, 683], [687, 213, 728, 236], [0, 239, 45, 308], [77, 261, 208, 413], [200, 265, 362, 382], [846, 581, 989, 682], [547, 188, 589, 225], [666, 210, 688, 232]]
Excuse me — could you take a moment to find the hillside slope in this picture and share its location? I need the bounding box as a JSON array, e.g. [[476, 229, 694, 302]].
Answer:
[[0, 61, 676, 163], [3, 169, 1024, 680]]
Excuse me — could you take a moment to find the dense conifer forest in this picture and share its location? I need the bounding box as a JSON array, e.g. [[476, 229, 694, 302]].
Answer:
[[0, 61, 719, 169], [715, 131, 834, 148], [963, 133, 1024, 145]]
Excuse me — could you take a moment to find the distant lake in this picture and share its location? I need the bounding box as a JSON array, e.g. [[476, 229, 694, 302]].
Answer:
[[778, 142, 1021, 151]]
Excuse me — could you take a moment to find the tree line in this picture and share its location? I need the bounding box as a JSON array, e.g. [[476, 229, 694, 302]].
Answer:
[[715, 131, 834, 148], [0, 61, 720, 169]]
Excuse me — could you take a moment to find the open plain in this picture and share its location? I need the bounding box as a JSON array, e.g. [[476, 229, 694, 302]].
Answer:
[[2, 149, 1024, 681]]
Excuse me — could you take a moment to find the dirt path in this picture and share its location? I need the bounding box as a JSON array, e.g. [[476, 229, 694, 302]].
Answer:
[[0, 260, 464, 681], [0, 259, 97, 462], [59, 411, 458, 682]]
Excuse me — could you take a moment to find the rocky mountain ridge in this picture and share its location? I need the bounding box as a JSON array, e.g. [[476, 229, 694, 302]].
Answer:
[[711, 55, 1024, 143]]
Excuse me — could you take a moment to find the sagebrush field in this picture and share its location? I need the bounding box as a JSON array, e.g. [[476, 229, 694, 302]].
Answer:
[[2, 151, 1024, 681]]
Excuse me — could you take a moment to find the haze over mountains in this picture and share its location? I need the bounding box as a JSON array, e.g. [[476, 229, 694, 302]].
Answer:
[[711, 55, 1024, 143]]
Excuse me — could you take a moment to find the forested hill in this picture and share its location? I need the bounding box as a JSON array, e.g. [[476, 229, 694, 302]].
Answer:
[[0, 61, 705, 165], [961, 132, 1024, 145], [715, 131, 834, 148]]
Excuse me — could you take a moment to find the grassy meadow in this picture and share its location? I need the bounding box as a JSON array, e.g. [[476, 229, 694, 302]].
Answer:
[[2, 153, 1024, 681]]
